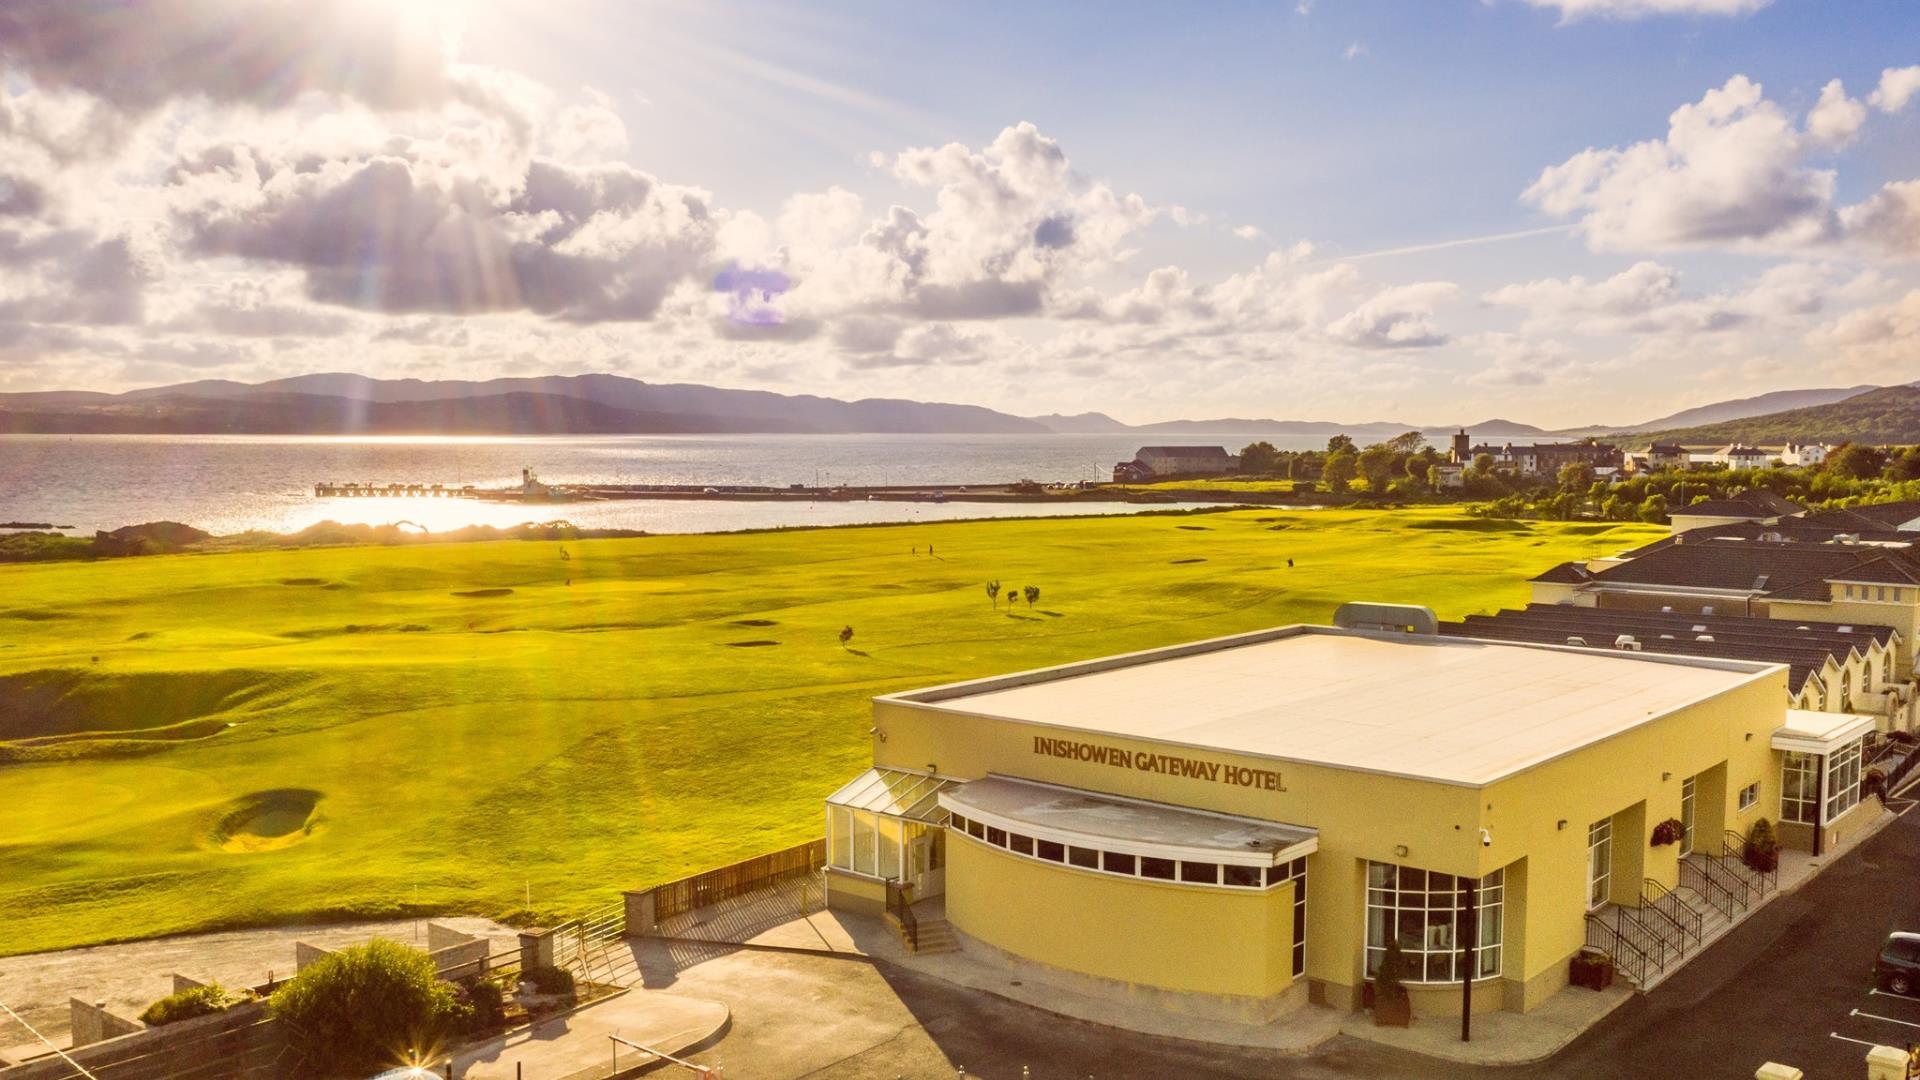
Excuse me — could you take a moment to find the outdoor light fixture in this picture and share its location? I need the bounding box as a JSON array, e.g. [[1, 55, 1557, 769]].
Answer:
[[1393, 844, 1409, 857], [1662, 771, 1671, 781], [1557, 819, 1567, 830]]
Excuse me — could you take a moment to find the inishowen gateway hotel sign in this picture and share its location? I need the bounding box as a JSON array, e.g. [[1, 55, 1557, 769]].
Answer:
[[1032, 736, 1286, 792]]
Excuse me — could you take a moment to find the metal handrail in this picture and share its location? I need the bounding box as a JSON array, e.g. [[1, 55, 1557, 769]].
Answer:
[[1610, 904, 1668, 975], [610, 1033, 714, 1077], [1723, 829, 1777, 895], [885, 878, 918, 951], [1679, 856, 1744, 920], [1585, 910, 1651, 985], [1640, 879, 1702, 947]]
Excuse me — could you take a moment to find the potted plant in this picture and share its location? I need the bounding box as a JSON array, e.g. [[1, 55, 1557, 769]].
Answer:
[[1372, 937, 1412, 1027], [1743, 817, 1780, 873], [1649, 818, 1685, 847], [1569, 949, 1615, 991]]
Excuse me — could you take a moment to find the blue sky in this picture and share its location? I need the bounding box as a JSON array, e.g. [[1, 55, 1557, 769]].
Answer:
[[2, 0, 1918, 426]]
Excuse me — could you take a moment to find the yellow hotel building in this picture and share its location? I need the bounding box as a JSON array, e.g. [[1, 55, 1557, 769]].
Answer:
[[823, 613, 1876, 1024]]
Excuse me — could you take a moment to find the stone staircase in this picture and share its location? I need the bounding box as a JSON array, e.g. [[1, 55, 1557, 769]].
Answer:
[[907, 916, 958, 955], [1586, 848, 1778, 990]]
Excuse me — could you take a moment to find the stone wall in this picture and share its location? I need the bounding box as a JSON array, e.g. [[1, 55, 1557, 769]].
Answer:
[[0, 1002, 284, 1080]]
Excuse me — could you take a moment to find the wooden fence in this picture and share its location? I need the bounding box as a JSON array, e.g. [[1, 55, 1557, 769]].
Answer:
[[648, 839, 826, 921]]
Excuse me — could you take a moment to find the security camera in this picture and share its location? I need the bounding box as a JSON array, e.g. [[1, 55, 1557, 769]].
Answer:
[[1479, 828, 1493, 848]]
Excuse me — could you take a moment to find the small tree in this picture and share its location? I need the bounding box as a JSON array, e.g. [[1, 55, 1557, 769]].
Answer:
[[1024, 585, 1039, 609], [1323, 450, 1358, 491], [985, 580, 1001, 608], [839, 625, 854, 647], [269, 940, 470, 1076]]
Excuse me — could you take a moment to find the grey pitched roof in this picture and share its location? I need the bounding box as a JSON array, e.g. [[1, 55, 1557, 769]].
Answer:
[[1134, 446, 1233, 458], [1583, 536, 1920, 597], [1439, 604, 1898, 697]]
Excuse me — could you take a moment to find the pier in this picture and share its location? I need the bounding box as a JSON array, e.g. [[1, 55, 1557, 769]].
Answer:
[[313, 481, 479, 498]]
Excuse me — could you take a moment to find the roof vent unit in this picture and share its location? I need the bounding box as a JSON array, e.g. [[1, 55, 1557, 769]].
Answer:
[[1759, 531, 1784, 542], [1696, 634, 1715, 642], [1659, 633, 1676, 640], [1615, 634, 1642, 651], [1702, 605, 1716, 615], [1840, 625, 1854, 633], [1838, 533, 1859, 543], [1796, 625, 1811, 631], [1661, 606, 1675, 613], [1566, 636, 1588, 647], [1692, 624, 1708, 632]]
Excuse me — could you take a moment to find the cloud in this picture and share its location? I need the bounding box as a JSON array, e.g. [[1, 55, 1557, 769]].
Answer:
[[1525, 73, 1920, 256], [1805, 79, 1866, 149], [1485, 259, 1842, 338], [1342, 42, 1368, 61], [0, 0, 466, 117], [175, 150, 719, 321], [844, 322, 991, 369], [1232, 225, 1268, 242], [1870, 66, 1920, 113], [1839, 181, 1920, 259], [1324, 282, 1457, 349], [1517, 0, 1770, 20], [1808, 287, 1920, 378]]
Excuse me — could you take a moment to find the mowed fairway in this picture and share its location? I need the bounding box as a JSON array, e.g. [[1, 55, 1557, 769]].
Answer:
[[0, 508, 1659, 956]]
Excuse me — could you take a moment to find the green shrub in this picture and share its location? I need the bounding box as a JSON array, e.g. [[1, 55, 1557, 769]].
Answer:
[[139, 983, 247, 1026], [522, 965, 575, 995], [268, 940, 471, 1075], [1744, 817, 1780, 873], [453, 977, 506, 1035]]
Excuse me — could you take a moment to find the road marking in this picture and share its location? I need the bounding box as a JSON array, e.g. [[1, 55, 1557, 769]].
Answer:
[[1852, 1009, 1920, 1030], [1832, 1033, 1885, 1048], [1867, 989, 1920, 1001]]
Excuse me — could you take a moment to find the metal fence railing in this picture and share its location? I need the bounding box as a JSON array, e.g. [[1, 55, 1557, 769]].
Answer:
[[646, 839, 826, 921]]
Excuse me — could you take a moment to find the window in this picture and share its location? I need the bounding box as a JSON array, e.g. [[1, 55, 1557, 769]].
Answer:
[[1365, 863, 1504, 983], [1587, 819, 1612, 910], [1036, 839, 1065, 863], [1140, 856, 1176, 880], [1223, 864, 1261, 888], [1180, 861, 1219, 884], [985, 826, 1007, 847], [1010, 833, 1034, 856], [1102, 851, 1137, 875], [1827, 738, 1863, 822], [1068, 846, 1099, 869], [1679, 776, 1696, 857], [1738, 782, 1759, 812], [1781, 752, 1819, 824], [1271, 857, 1309, 977]]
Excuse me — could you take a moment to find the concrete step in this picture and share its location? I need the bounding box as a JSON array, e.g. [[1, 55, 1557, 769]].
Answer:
[[908, 919, 958, 954]]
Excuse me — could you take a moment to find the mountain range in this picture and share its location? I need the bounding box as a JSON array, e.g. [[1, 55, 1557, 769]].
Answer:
[[0, 372, 1912, 442], [0, 373, 1553, 438]]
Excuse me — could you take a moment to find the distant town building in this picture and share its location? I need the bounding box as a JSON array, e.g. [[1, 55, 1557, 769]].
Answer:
[[1694, 444, 1775, 470], [1113, 446, 1239, 483], [1460, 438, 1623, 478], [1666, 488, 1805, 533], [1633, 443, 1689, 472], [1780, 442, 1832, 467]]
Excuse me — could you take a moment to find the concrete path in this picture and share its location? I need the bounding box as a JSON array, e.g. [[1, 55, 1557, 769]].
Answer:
[[453, 990, 728, 1080], [0, 916, 517, 1055]]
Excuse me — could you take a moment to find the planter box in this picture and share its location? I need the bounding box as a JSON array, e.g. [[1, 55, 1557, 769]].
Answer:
[[1570, 956, 1615, 991], [1373, 987, 1411, 1027]]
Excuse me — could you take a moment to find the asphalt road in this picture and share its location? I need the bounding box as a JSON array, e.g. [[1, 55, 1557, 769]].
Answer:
[[699, 805, 1920, 1079]]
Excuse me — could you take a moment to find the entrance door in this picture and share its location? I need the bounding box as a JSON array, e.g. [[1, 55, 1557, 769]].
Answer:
[[1679, 776, 1696, 856], [909, 828, 946, 898]]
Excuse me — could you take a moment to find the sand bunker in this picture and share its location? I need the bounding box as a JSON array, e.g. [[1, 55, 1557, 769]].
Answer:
[[211, 789, 323, 853], [452, 588, 515, 598], [722, 640, 780, 648]]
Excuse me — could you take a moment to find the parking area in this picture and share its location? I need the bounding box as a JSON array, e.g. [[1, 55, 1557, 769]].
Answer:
[[1830, 982, 1920, 1061]]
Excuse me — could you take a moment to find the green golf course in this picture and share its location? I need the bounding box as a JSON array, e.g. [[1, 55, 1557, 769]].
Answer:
[[0, 508, 1660, 957]]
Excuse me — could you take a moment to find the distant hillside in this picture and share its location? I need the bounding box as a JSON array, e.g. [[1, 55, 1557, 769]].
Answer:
[[1634, 386, 1920, 446], [1129, 418, 1549, 438], [0, 373, 1051, 435], [1590, 384, 1882, 434], [1029, 412, 1132, 433]]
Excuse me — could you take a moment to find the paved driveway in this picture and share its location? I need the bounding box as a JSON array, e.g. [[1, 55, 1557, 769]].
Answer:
[[663, 806, 1920, 1078]]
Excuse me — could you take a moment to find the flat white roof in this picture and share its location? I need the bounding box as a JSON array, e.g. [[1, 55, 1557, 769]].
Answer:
[[941, 775, 1317, 866], [1772, 709, 1876, 755], [887, 626, 1777, 787]]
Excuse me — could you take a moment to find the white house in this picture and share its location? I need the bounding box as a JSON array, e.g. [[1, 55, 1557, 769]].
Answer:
[[1780, 442, 1832, 467]]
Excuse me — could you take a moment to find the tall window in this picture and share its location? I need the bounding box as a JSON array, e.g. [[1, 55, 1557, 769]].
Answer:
[[1364, 864, 1503, 983], [1587, 819, 1612, 910], [1781, 752, 1819, 825], [1827, 738, 1863, 822], [1679, 777, 1696, 857]]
